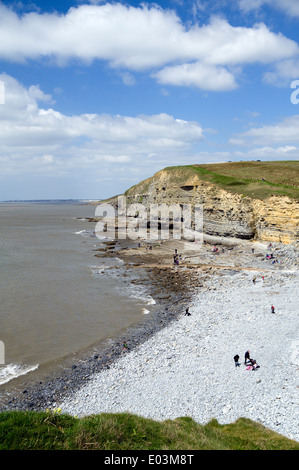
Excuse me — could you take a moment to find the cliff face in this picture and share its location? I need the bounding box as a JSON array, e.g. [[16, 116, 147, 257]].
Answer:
[[124, 169, 299, 244], [253, 196, 299, 243]]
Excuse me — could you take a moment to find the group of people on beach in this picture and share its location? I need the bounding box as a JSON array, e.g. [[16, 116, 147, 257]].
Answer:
[[252, 275, 263, 284], [212, 245, 225, 254], [234, 350, 260, 370], [265, 242, 281, 264]]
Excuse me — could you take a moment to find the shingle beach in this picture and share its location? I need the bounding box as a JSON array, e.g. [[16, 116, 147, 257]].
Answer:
[[58, 239, 299, 443]]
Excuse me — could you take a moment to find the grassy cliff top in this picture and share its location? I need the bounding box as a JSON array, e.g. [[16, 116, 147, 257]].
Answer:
[[126, 161, 299, 200], [0, 410, 298, 450]]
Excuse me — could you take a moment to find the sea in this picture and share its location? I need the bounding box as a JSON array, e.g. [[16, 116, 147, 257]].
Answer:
[[0, 201, 155, 399]]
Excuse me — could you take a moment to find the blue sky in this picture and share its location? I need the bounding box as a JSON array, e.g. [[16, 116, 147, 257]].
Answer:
[[0, 0, 299, 200]]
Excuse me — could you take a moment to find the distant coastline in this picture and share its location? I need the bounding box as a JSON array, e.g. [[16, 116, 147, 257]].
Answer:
[[1, 199, 100, 204]]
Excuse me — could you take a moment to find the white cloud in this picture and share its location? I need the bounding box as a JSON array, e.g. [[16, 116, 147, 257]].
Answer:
[[120, 72, 136, 86], [238, 0, 299, 17], [0, 3, 298, 91], [263, 58, 299, 86], [229, 115, 299, 146], [192, 145, 299, 164], [197, 19, 298, 67], [234, 145, 298, 158], [153, 61, 237, 91], [0, 74, 204, 177]]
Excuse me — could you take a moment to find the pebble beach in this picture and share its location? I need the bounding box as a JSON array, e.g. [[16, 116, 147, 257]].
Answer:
[[58, 239, 299, 443]]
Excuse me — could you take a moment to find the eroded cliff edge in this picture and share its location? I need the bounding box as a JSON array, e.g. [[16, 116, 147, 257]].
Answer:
[[122, 164, 299, 244]]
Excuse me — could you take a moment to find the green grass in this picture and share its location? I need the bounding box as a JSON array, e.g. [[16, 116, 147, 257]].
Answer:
[[0, 410, 298, 450], [198, 161, 299, 186], [164, 162, 299, 200], [126, 161, 299, 201]]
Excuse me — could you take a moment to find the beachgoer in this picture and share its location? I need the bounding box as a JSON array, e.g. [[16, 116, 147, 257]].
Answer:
[[185, 307, 191, 316], [123, 341, 128, 352], [234, 354, 240, 367], [271, 305, 275, 314], [244, 350, 251, 365], [251, 360, 260, 370]]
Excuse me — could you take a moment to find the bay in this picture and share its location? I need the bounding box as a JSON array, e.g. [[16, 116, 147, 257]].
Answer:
[[0, 202, 151, 391]]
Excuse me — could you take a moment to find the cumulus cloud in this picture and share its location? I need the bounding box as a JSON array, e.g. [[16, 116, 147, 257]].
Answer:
[[0, 74, 204, 178], [153, 61, 237, 91], [229, 115, 299, 146], [0, 3, 298, 91]]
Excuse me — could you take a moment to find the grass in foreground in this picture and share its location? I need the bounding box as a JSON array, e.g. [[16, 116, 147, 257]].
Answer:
[[0, 410, 298, 450]]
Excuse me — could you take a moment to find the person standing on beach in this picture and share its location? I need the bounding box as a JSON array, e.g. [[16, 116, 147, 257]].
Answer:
[[234, 355, 240, 367], [244, 350, 251, 365], [271, 305, 275, 314], [185, 307, 191, 316]]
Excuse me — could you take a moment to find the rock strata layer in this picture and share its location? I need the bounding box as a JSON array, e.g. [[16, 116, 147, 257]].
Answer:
[[123, 169, 299, 244]]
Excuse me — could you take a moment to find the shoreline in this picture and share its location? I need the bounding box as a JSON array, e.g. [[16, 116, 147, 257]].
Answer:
[[1, 235, 298, 443], [58, 238, 299, 442], [0, 238, 201, 412]]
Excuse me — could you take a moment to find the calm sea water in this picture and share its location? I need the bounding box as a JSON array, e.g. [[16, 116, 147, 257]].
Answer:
[[0, 202, 153, 391]]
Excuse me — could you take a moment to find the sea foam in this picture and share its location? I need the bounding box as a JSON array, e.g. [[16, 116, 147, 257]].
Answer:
[[0, 363, 39, 386]]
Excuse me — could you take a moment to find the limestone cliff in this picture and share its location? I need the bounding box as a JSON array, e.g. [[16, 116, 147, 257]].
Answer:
[[123, 166, 299, 244]]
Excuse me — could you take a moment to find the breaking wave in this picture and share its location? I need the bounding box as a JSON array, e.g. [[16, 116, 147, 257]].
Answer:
[[0, 363, 39, 386]]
